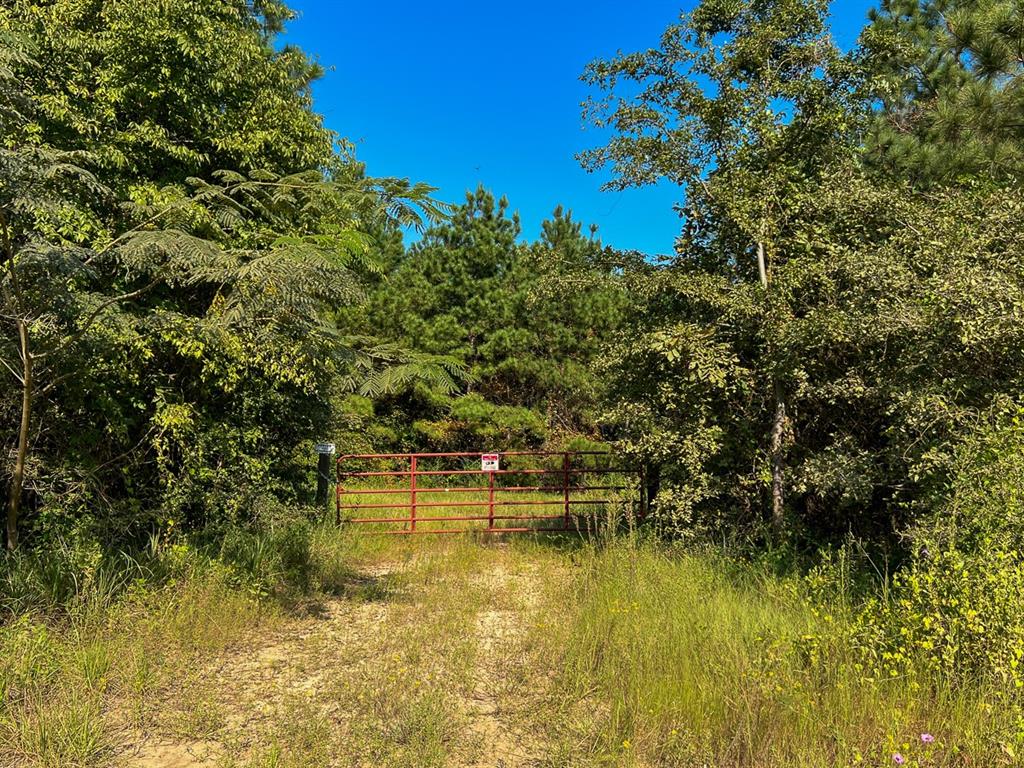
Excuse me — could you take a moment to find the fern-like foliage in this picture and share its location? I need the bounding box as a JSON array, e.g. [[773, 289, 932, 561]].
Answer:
[[0, 31, 34, 138], [0, 1, 459, 543], [336, 336, 469, 398], [80, 166, 462, 411]]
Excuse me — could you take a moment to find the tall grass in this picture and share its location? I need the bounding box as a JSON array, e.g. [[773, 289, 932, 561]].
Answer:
[[534, 539, 1017, 767], [0, 532, 294, 767], [4, 514, 1018, 767]]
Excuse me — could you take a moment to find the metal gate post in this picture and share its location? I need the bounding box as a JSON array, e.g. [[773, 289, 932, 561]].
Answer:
[[335, 455, 344, 527], [562, 452, 571, 530], [335, 474, 342, 527], [410, 455, 418, 532]]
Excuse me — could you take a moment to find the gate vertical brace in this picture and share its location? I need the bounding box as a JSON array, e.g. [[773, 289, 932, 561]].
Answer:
[[562, 452, 571, 530], [335, 460, 342, 527], [410, 455, 418, 532], [487, 468, 495, 530]]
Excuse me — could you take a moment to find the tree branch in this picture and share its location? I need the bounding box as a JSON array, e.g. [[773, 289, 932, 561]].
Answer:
[[0, 354, 24, 384]]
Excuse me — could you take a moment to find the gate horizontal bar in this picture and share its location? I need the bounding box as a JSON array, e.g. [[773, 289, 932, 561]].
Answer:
[[369, 526, 583, 536], [339, 468, 631, 478], [340, 484, 627, 495], [338, 450, 613, 459], [348, 513, 567, 524], [340, 498, 613, 510]]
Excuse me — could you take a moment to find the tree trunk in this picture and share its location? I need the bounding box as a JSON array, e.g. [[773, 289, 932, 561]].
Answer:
[[7, 319, 31, 551], [644, 461, 661, 515], [758, 239, 784, 534], [770, 378, 786, 537], [757, 241, 768, 290]]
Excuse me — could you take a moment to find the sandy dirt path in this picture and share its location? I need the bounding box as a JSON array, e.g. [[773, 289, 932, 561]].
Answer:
[[115, 545, 560, 768]]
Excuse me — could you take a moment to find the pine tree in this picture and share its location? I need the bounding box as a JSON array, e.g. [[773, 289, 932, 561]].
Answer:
[[862, 0, 1024, 183], [345, 188, 628, 451]]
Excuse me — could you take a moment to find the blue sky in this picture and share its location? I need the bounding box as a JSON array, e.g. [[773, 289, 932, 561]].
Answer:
[[281, 1, 877, 257]]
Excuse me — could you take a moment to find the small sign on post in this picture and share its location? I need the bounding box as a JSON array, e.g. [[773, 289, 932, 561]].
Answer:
[[481, 453, 500, 472], [315, 442, 336, 455]]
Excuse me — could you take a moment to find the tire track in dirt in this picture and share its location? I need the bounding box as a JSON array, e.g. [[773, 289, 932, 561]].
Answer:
[[117, 565, 403, 768], [462, 550, 551, 768]]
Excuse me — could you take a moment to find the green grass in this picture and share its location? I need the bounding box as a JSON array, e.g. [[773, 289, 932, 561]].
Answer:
[[525, 539, 1020, 767], [1, 515, 1020, 767]]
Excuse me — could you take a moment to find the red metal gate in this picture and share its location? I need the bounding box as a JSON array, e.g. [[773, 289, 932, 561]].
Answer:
[[335, 451, 643, 535]]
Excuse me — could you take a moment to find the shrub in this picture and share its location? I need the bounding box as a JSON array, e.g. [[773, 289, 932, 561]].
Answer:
[[850, 548, 1024, 690], [216, 508, 317, 598], [832, 407, 1024, 692]]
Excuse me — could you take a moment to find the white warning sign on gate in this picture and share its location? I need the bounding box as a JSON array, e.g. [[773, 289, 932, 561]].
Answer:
[[481, 453, 500, 472]]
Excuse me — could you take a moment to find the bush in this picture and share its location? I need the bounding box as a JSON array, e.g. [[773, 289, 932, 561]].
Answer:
[[1, 501, 325, 620], [825, 407, 1024, 692], [847, 548, 1024, 691], [218, 520, 315, 598]]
